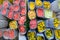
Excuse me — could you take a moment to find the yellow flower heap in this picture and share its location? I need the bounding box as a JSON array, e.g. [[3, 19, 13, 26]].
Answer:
[[53, 18, 60, 28], [45, 29, 53, 39], [27, 32, 36, 40], [38, 21, 46, 32], [9, 20, 18, 29], [29, 2, 35, 10], [55, 29, 60, 40], [35, 0, 42, 7], [43, 1, 50, 9]]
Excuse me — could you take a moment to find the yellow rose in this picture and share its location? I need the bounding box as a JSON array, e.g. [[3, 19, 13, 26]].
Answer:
[[35, 0, 42, 6], [9, 20, 18, 29], [53, 18, 60, 28], [29, 2, 35, 10], [37, 36, 44, 40], [28, 10, 36, 20], [43, 1, 50, 9], [38, 21, 46, 32], [45, 29, 52, 38], [55, 30, 60, 39], [27, 32, 35, 38], [29, 38, 36, 40]]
